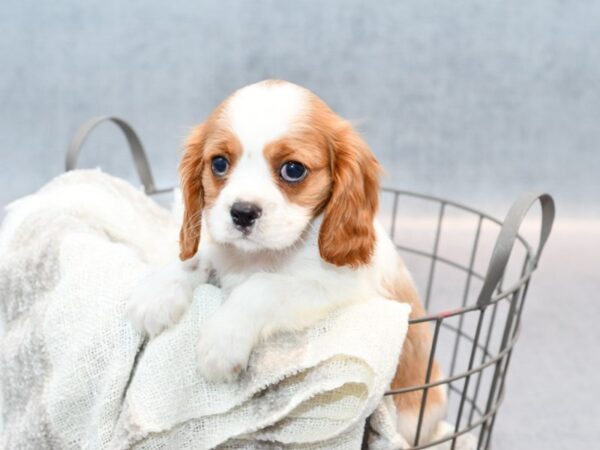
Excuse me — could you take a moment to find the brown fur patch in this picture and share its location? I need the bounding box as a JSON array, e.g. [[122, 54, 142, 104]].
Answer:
[[201, 129, 243, 209], [263, 131, 332, 215], [383, 264, 447, 442], [306, 96, 381, 267], [178, 101, 240, 260], [179, 124, 206, 260]]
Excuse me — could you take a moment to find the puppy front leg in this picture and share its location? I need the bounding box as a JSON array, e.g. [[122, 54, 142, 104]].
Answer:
[[197, 272, 365, 382], [127, 253, 210, 336]]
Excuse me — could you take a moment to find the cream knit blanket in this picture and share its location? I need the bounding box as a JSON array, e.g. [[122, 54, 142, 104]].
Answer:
[[0, 170, 410, 449]]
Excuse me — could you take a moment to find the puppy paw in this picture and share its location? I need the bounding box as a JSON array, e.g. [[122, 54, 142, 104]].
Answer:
[[196, 315, 255, 382], [126, 267, 193, 337]]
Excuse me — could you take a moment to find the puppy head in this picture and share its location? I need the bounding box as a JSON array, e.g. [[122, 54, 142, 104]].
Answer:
[[179, 80, 380, 267]]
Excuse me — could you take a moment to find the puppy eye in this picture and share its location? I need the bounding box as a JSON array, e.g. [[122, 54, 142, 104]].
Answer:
[[211, 156, 229, 177], [280, 161, 307, 183]]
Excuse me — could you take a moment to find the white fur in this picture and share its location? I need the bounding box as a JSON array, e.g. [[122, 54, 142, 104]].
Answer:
[[127, 254, 208, 337], [127, 81, 400, 378], [225, 81, 307, 154], [205, 82, 312, 252], [126, 81, 440, 443], [128, 214, 399, 379], [204, 149, 311, 252]]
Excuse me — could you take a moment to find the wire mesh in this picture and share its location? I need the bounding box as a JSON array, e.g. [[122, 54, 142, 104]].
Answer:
[[371, 188, 543, 449]]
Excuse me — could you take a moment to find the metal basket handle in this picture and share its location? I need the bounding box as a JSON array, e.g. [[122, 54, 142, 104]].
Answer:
[[66, 116, 158, 194], [476, 192, 555, 307]]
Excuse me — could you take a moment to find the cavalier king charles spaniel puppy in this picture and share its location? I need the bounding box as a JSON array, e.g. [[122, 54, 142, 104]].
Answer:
[[127, 80, 446, 445]]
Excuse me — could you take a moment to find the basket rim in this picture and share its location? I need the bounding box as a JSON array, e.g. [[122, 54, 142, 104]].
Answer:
[[380, 186, 536, 324]]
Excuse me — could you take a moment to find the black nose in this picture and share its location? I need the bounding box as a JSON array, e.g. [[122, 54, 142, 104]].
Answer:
[[230, 201, 262, 231]]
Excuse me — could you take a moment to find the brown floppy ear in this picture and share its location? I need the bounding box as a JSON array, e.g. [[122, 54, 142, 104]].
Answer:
[[179, 124, 206, 260], [319, 122, 381, 267]]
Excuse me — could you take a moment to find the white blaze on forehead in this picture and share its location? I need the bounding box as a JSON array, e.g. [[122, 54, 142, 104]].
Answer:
[[205, 82, 315, 251], [224, 82, 307, 153]]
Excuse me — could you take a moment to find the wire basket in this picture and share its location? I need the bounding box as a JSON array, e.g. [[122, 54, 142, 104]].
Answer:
[[67, 117, 556, 450], [371, 188, 554, 449]]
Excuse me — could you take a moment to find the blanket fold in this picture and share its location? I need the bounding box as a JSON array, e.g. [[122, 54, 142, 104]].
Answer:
[[0, 170, 410, 449]]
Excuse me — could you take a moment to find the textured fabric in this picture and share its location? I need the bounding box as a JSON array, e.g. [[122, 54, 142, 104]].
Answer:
[[0, 170, 410, 449], [368, 398, 476, 450]]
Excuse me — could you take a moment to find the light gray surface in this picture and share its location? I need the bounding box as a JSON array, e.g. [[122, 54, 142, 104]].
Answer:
[[492, 221, 600, 449], [1, 1, 599, 449]]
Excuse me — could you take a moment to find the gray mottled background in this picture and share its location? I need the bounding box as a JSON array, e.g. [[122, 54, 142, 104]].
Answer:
[[1, 1, 599, 449], [2, 0, 599, 217]]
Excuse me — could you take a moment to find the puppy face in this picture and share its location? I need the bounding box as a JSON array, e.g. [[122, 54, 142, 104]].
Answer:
[[179, 80, 380, 267]]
